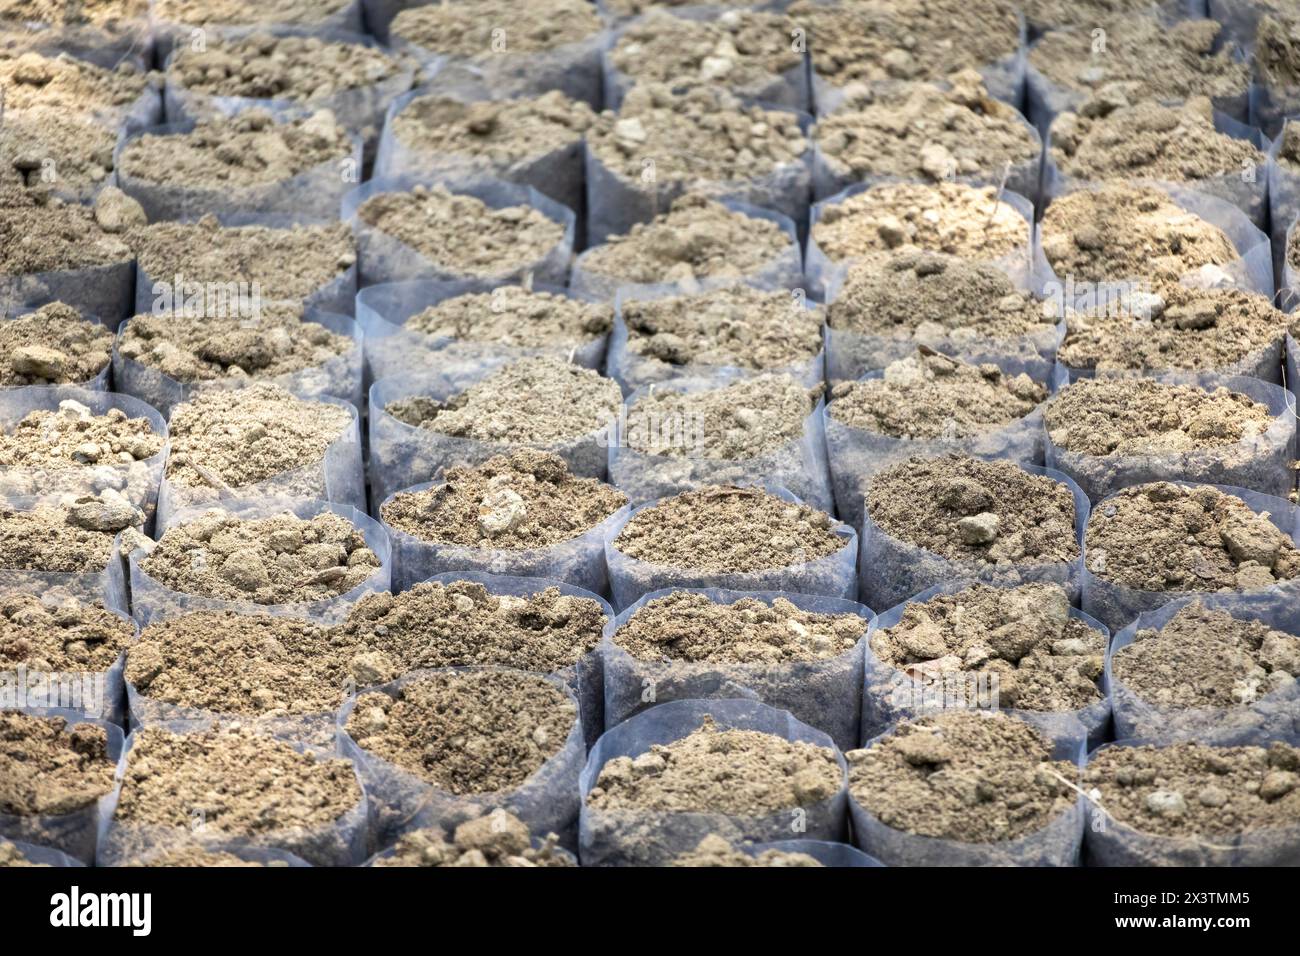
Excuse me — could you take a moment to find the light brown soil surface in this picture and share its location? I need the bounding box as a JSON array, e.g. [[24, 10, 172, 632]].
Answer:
[[671, 834, 822, 866], [374, 810, 574, 867], [0, 592, 132, 672], [391, 91, 595, 164], [0, 711, 116, 816], [389, 0, 602, 56], [0, 399, 161, 470], [0, 106, 117, 196], [0, 502, 130, 572], [403, 286, 611, 350], [0, 303, 112, 386]]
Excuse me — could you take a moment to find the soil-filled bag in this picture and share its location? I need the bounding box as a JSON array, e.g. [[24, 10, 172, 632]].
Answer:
[[150, 1, 366, 62], [382, 483, 628, 594], [0, 495, 130, 611], [848, 717, 1087, 866], [112, 310, 364, 418], [154, 395, 364, 531], [860, 464, 1090, 613], [4, 306, 114, 389], [0, 261, 135, 332], [744, 839, 883, 867], [109, 841, 312, 867], [343, 174, 575, 288], [600, 587, 873, 751], [0, 716, 123, 865], [1045, 372, 1296, 502], [1106, 591, 1300, 745], [357, 279, 608, 384], [363, 833, 577, 867], [127, 497, 391, 627], [860, 582, 1112, 749], [336, 667, 586, 847], [608, 379, 834, 512], [1082, 482, 1300, 633], [2, 15, 153, 72], [1, 839, 85, 867], [578, 698, 849, 866], [604, 486, 859, 610]]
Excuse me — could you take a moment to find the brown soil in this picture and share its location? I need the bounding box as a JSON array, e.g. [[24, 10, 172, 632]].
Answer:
[[612, 485, 844, 573], [603, 0, 750, 17], [165, 385, 350, 490], [346, 670, 576, 793], [0, 184, 132, 274], [587, 714, 841, 814], [671, 834, 822, 867], [1021, 0, 1155, 34], [375, 810, 574, 867], [1084, 482, 1300, 592], [1039, 183, 1239, 285], [0, 0, 147, 25], [385, 357, 620, 445], [391, 90, 595, 164], [1084, 741, 1300, 836], [390, 0, 602, 57], [580, 193, 792, 282], [847, 711, 1078, 842], [126, 846, 285, 867], [379, 450, 626, 550], [1276, 121, 1300, 172], [0, 711, 116, 815], [0, 48, 154, 115], [0, 399, 161, 471], [816, 72, 1037, 182], [139, 510, 381, 605], [613, 590, 864, 664], [866, 454, 1080, 564], [829, 349, 1046, 439], [0, 106, 116, 196], [1257, 12, 1300, 88], [404, 286, 611, 350], [1113, 601, 1300, 709], [1045, 378, 1273, 456], [0, 303, 112, 386], [0, 502, 133, 572], [153, 0, 352, 26], [0, 592, 132, 672], [871, 583, 1105, 712]]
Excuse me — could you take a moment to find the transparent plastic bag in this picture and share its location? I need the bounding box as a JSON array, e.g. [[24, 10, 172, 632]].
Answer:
[[343, 173, 575, 288], [127, 497, 392, 627], [1082, 482, 1300, 633], [604, 484, 859, 610], [0, 838, 85, 867], [578, 698, 849, 866], [1045, 371, 1296, 501], [743, 839, 882, 867], [0, 260, 135, 331], [860, 464, 1090, 613], [1, 17, 153, 72], [363, 834, 577, 866], [336, 667, 586, 847], [109, 841, 312, 867], [358, 0, 422, 42], [150, 1, 366, 62], [600, 586, 873, 751]]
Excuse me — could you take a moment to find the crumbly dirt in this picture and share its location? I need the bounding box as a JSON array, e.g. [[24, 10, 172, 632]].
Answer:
[[811, 182, 1026, 266], [0, 712, 116, 816], [587, 714, 841, 814], [1040, 183, 1239, 285], [671, 834, 822, 867], [391, 90, 595, 163], [341, 579, 607, 676], [1084, 482, 1300, 592], [0, 592, 132, 672], [0, 501, 134, 572], [0, 0, 148, 25], [1257, 12, 1300, 88], [0, 303, 112, 386], [379, 450, 626, 550], [0, 184, 132, 274], [829, 349, 1046, 439], [125, 846, 286, 867], [389, 0, 602, 56], [580, 193, 792, 281], [0, 399, 161, 471], [0, 106, 117, 196], [1020, 0, 1156, 34], [625, 374, 815, 460], [871, 583, 1105, 712], [1282, 223, 1300, 275], [0, 840, 46, 866], [165, 385, 350, 490], [375, 810, 574, 867], [404, 286, 611, 350], [1276, 120, 1300, 173], [125, 610, 357, 717], [113, 724, 361, 833], [847, 711, 1078, 842], [0, 48, 154, 115], [1050, 96, 1264, 183], [828, 252, 1055, 341], [153, 0, 353, 26], [118, 109, 353, 189], [613, 590, 865, 664], [866, 454, 1080, 565], [130, 215, 354, 306], [1045, 378, 1273, 456], [385, 357, 620, 445], [357, 183, 564, 278], [587, 84, 807, 185], [603, 0, 750, 17], [621, 285, 825, 372], [1084, 740, 1300, 837], [612, 485, 844, 572], [1058, 285, 1289, 374], [1113, 601, 1300, 710], [816, 71, 1037, 182], [117, 305, 353, 384], [139, 510, 381, 605], [346, 670, 576, 793], [1028, 16, 1250, 104]]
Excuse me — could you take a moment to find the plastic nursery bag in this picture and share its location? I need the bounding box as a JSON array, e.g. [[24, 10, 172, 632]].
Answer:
[[600, 586, 873, 752], [603, 484, 860, 611], [109, 841, 312, 867], [1082, 482, 1300, 633], [342, 173, 575, 288], [0, 260, 135, 332], [0, 715, 124, 865], [336, 667, 586, 848], [859, 464, 1091, 613], [150, 0, 366, 62], [2, 15, 153, 72], [1045, 371, 1297, 502], [357, 278, 609, 384], [860, 581, 1112, 750], [127, 497, 392, 627], [1, 839, 85, 867], [743, 839, 883, 867]]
